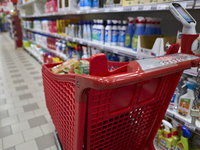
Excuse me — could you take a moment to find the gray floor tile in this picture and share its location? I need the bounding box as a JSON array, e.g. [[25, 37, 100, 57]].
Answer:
[[13, 79, 24, 84], [4, 147, 15, 150], [30, 71, 39, 75], [33, 76, 42, 80], [35, 133, 55, 150], [28, 116, 47, 128], [9, 70, 19, 73], [0, 90, 4, 95], [8, 66, 16, 69], [0, 99, 6, 105], [16, 85, 28, 91], [6, 63, 15, 66], [11, 74, 22, 78], [27, 67, 35, 70], [22, 61, 29, 63], [38, 82, 43, 87], [0, 110, 8, 119], [23, 103, 39, 112], [19, 93, 33, 100], [0, 125, 12, 138], [24, 64, 32, 67]]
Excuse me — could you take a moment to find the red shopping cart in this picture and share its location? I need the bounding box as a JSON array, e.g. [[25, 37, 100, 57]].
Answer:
[[42, 53, 200, 150]]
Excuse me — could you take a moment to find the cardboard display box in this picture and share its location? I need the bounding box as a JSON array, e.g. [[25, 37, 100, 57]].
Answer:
[[137, 35, 176, 57]]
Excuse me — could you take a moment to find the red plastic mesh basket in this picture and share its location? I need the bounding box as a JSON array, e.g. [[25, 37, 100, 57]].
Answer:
[[42, 53, 200, 150]]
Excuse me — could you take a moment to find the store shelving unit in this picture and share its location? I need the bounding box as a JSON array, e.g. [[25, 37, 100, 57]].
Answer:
[[20, 1, 195, 18], [166, 110, 200, 135], [26, 38, 68, 61], [24, 27, 146, 59], [24, 46, 44, 64]]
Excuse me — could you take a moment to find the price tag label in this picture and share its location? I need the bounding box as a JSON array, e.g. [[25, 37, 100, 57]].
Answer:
[[104, 8, 110, 12], [184, 122, 196, 131], [79, 41, 83, 44], [76, 11, 81, 14], [157, 5, 165, 10], [131, 6, 139, 11], [143, 5, 151, 10], [86, 10, 90, 13], [99, 45, 104, 49], [118, 7, 124, 11]]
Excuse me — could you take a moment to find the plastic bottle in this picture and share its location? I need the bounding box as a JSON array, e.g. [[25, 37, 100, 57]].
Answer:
[[78, 21, 83, 39], [99, 20, 104, 44], [111, 20, 119, 46], [93, 0, 98, 8], [158, 120, 173, 150], [171, 120, 180, 150], [125, 17, 134, 48], [105, 20, 112, 46], [191, 133, 200, 150], [62, 40, 66, 55], [169, 88, 179, 111], [87, 21, 92, 41], [119, 20, 127, 46], [82, 46, 90, 59], [85, 0, 92, 9], [80, 0, 85, 10], [83, 21, 87, 40], [151, 18, 157, 35], [118, 20, 121, 44], [178, 80, 196, 118], [132, 17, 146, 52], [96, 20, 100, 43], [175, 125, 191, 150], [71, 23, 75, 37], [154, 124, 163, 148], [92, 20, 97, 42], [156, 18, 162, 35], [144, 17, 153, 35]]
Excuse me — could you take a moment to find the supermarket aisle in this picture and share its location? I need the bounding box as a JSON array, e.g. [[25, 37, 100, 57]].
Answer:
[[0, 33, 57, 150]]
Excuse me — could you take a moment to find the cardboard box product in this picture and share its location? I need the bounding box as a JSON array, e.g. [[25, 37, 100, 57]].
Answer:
[[137, 35, 176, 57], [157, 0, 173, 3], [122, 0, 135, 6], [144, 0, 158, 4]]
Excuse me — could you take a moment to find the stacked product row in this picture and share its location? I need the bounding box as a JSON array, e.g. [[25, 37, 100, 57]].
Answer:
[[168, 74, 200, 121], [24, 16, 162, 52], [25, 30, 135, 62]]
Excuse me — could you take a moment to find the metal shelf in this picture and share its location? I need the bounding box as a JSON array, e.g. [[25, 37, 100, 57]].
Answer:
[[24, 46, 44, 64], [21, 1, 194, 18], [26, 38, 68, 61], [24, 28, 145, 59], [166, 109, 200, 135]]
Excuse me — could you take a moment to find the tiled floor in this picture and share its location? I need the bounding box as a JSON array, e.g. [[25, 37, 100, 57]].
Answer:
[[0, 33, 57, 150]]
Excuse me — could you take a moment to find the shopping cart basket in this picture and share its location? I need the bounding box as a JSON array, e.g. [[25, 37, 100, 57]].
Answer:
[[42, 53, 200, 150]]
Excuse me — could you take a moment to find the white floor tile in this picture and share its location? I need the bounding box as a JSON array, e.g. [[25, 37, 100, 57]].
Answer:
[[51, 145, 58, 150], [15, 140, 39, 150], [44, 114, 53, 123], [41, 122, 55, 135], [14, 100, 29, 107], [8, 107, 24, 116], [37, 101, 46, 108], [0, 139, 2, 150], [11, 121, 30, 134], [3, 133, 24, 149], [6, 97, 20, 103], [1, 115, 18, 127], [34, 107, 49, 117], [0, 103, 15, 111], [44, 148, 51, 150], [28, 97, 43, 104], [23, 126, 43, 141], [18, 111, 35, 122]]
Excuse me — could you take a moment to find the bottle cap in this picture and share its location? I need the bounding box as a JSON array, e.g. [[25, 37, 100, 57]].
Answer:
[[127, 17, 134, 23], [123, 20, 127, 24], [162, 120, 172, 132], [185, 81, 196, 90], [181, 125, 191, 138], [135, 17, 146, 24], [145, 17, 152, 24]]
